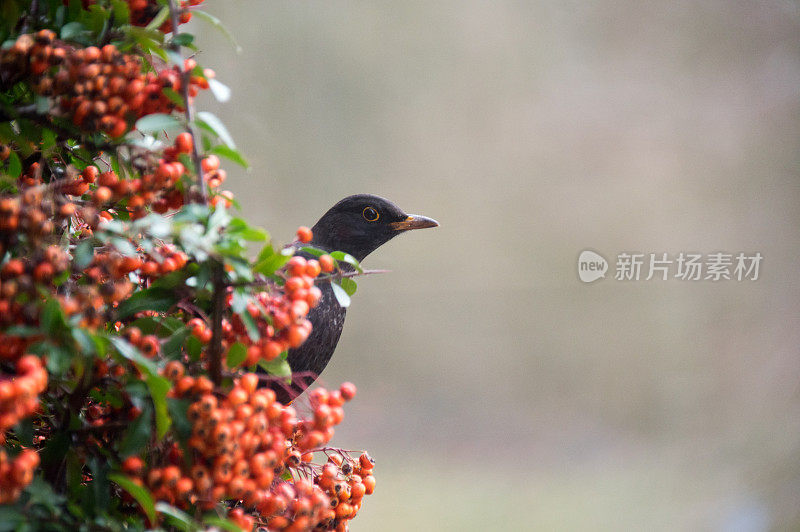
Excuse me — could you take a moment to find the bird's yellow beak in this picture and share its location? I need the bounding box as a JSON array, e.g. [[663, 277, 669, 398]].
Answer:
[[389, 214, 439, 231]]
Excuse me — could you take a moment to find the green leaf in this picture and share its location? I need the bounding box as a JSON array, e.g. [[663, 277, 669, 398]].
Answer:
[[331, 251, 363, 272], [109, 473, 156, 526], [24, 476, 65, 512], [203, 515, 246, 532], [226, 342, 247, 368], [186, 335, 202, 361], [240, 311, 259, 342], [161, 327, 191, 358], [41, 128, 57, 151], [196, 111, 235, 148], [72, 328, 99, 356], [110, 337, 159, 377], [340, 277, 357, 296], [170, 33, 194, 47], [111, 237, 137, 257], [73, 239, 95, 270], [88, 457, 110, 512], [4, 325, 40, 337], [254, 246, 290, 276], [208, 78, 231, 102], [119, 400, 152, 456], [14, 418, 33, 446], [131, 316, 184, 336], [299, 246, 326, 257], [161, 87, 184, 106], [228, 217, 267, 242], [5, 150, 21, 179], [0, 505, 24, 530], [60, 21, 87, 41], [135, 113, 182, 135], [116, 287, 179, 319], [192, 10, 242, 53], [35, 95, 49, 114], [41, 299, 68, 336], [156, 503, 194, 531], [258, 357, 291, 380], [146, 374, 172, 439], [331, 282, 351, 308], [167, 398, 192, 441], [166, 48, 183, 68], [43, 344, 71, 375], [210, 144, 249, 168], [110, 0, 131, 23], [145, 6, 170, 31]]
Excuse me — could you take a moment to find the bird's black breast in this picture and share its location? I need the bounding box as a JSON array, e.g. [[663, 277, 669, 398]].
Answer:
[[272, 277, 347, 403]]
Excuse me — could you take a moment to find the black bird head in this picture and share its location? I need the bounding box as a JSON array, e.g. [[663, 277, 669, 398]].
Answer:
[[310, 194, 438, 261]]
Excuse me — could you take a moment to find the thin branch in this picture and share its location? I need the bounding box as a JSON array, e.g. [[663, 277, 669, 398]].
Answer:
[[166, 0, 207, 205], [1, 105, 132, 153], [226, 268, 391, 289], [207, 260, 225, 386], [19, 0, 38, 34]]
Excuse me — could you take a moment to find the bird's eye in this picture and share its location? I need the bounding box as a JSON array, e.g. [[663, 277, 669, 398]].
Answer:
[[362, 206, 379, 222]]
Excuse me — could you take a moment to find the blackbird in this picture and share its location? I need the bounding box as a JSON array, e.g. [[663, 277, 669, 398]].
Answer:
[[269, 194, 438, 403]]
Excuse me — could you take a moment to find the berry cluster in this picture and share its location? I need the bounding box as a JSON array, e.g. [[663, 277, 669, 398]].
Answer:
[[0, 243, 70, 328], [258, 383, 376, 531], [0, 31, 208, 138], [128, 0, 204, 30], [137, 245, 190, 279], [65, 0, 205, 30], [0, 448, 40, 504], [220, 255, 322, 368], [0, 355, 47, 439], [0, 355, 47, 503], [0, 187, 69, 249], [127, 370, 371, 530], [68, 134, 221, 220]]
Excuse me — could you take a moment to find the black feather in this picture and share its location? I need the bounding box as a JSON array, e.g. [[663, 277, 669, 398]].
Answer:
[[268, 194, 437, 403]]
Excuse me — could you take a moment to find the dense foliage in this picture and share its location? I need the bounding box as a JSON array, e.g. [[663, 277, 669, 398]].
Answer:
[[0, 1, 373, 530]]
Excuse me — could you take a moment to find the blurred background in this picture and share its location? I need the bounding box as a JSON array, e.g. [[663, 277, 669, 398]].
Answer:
[[188, 2, 800, 530]]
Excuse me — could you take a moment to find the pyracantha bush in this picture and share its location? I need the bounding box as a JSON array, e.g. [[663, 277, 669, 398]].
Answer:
[[0, 1, 373, 530]]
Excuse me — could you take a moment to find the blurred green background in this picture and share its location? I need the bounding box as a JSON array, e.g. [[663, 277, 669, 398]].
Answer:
[[188, 2, 800, 530]]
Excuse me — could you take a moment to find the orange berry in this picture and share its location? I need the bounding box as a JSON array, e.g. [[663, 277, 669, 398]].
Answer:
[[228, 387, 248, 406], [194, 376, 214, 394], [93, 186, 112, 204], [296, 226, 313, 243], [163, 361, 184, 381], [244, 345, 261, 366], [81, 166, 98, 183], [286, 256, 306, 277], [358, 452, 374, 471], [240, 373, 259, 395], [339, 382, 357, 401], [175, 132, 193, 153], [362, 474, 376, 494], [201, 154, 219, 173], [287, 322, 310, 348], [305, 259, 321, 278], [140, 335, 159, 357], [122, 456, 144, 476], [319, 254, 334, 273]]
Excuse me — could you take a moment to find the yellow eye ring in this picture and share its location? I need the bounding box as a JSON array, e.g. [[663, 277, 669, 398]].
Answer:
[[362, 206, 379, 222]]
